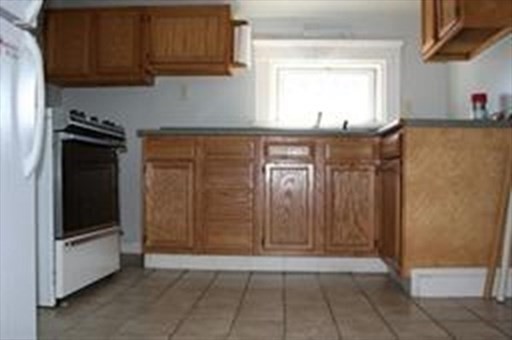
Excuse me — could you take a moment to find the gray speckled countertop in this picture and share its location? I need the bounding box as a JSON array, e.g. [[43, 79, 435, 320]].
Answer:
[[137, 119, 511, 137]]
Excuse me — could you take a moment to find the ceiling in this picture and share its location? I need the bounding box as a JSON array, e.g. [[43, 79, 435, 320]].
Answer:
[[47, 0, 419, 18]]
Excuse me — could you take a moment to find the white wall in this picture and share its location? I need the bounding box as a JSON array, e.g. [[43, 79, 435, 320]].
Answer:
[[60, 10, 450, 251], [448, 35, 512, 118]]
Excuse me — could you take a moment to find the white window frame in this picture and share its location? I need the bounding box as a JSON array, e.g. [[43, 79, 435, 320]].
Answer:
[[254, 39, 403, 127]]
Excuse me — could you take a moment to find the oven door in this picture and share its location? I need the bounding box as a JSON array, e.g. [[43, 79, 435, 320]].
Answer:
[[55, 133, 120, 239]]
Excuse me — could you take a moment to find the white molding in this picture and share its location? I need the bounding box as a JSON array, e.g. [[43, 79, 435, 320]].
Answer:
[[411, 268, 512, 298], [121, 241, 142, 254], [144, 254, 388, 273]]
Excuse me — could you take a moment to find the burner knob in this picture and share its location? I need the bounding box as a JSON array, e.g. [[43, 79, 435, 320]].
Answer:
[[90, 116, 98, 122]]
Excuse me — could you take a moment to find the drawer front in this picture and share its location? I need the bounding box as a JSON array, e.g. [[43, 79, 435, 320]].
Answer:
[[381, 133, 401, 159], [144, 137, 196, 160], [325, 138, 378, 162], [265, 140, 315, 161], [203, 137, 255, 159]]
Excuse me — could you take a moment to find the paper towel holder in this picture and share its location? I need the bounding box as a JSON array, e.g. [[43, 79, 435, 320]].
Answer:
[[232, 20, 252, 69]]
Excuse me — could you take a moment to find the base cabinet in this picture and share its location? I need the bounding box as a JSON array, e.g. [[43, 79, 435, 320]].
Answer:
[[325, 164, 377, 254], [262, 163, 315, 253]]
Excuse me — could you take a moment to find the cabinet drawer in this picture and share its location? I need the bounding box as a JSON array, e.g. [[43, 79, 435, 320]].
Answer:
[[325, 138, 378, 162], [381, 133, 401, 159], [144, 137, 196, 160], [264, 140, 315, 161], [203, 137, 255, 159]]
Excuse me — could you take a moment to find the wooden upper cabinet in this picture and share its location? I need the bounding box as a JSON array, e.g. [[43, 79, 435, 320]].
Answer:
[[45, 10, 93, 78], [147, 6, 232, 75], [422, 0, 512, 61], [421, 0, 437, 54], [144, 161, 195, 252], [325, 164, 377, 254], [44, 8, 151, 86], [262, 163, 315, 253]]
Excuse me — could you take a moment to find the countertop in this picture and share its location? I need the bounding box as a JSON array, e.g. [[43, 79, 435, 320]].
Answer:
[[137, 118, 511, 137]]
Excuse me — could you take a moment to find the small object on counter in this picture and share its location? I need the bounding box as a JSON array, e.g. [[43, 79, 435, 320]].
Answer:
[[471, 93, 489, 120]]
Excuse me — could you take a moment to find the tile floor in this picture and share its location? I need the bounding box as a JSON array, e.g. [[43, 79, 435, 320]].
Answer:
[[38, 266, 512, 340]]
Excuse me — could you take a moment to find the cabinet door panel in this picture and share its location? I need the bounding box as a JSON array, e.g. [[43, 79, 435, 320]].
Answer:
[[326, 165, 376, 253], [148, 6, 230, 68], [201, 160, 254, 253], [145, 161, 194, 251], [45, 10, 92, 77], [95, 9, 144, 77], [263, 163, 315, 252]]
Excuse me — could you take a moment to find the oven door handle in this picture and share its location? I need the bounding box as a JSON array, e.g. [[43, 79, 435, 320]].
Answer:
[[59, 132, 124, 148]]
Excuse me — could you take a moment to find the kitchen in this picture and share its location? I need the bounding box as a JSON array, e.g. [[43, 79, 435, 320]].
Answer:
[[0, 0, 511, 339]]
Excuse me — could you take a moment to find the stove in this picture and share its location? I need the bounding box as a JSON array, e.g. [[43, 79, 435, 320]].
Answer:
[[53, 109, 126, 140]]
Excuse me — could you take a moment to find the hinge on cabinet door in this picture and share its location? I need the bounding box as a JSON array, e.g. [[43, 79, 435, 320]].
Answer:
[[261, 236, 265, 248], [261, 165, 265, 174]]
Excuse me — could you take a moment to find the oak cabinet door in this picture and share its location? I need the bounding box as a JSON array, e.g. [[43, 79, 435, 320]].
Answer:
[[325, 164, 376, 253], [263, 163, 315, 253], [94, 9, 145, 79], [45, 10, 93, 78], [380, 159, 402, 269], [201, 160, 254, 253], [148, 6, 231, 74], [144, 161, 195, 252]]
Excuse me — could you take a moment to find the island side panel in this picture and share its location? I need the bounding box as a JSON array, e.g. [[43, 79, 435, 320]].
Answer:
[[401, 126, 512, 276]]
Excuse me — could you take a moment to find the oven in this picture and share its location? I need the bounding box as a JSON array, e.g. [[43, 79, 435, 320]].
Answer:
[[37, 108, 126, 306], [55, 133, 122, 239]]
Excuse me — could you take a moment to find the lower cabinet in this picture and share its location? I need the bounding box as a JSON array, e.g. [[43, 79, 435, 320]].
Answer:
[[144, 161, 195, 252], [262, 163, 315, 253], [325, 164, 377, 254], [380, 159, 402, 270]]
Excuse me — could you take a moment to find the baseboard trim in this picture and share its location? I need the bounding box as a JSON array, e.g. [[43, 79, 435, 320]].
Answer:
[[121, 242, 142, 254], [411, 268, 512, 297], [144, 254, 388, 273]]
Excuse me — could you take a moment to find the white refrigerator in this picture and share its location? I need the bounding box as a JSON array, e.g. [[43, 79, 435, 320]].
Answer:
[[0, 0, 45, 339]]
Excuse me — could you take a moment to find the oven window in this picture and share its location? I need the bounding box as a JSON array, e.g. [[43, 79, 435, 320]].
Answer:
[[61, 141, 119, 238]]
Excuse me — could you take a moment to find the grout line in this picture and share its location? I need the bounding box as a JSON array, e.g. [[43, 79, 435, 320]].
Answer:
[[226, 272, 252, 338], [350, 273, 400, 340], [407, 297, 456, 340], [316, 273, 344, 340], [166, 271, 219, 340], [52, 267, 154, 335], [282, 272, 287, 340], [453, 300, 512, 338]]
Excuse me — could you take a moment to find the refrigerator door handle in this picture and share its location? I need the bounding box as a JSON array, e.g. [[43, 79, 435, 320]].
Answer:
[[21, 31, 45, 178]]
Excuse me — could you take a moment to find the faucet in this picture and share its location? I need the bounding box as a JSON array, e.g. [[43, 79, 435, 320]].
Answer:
[[342, 120, 349, 131], [314, 111, 323, 128]]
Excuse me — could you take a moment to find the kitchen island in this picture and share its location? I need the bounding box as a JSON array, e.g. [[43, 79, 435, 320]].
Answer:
[[138, 119, 512, 296]]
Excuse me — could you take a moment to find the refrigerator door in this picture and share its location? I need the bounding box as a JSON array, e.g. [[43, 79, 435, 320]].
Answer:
[[0, 0, 43, 28], [0, 16, 42, 340]]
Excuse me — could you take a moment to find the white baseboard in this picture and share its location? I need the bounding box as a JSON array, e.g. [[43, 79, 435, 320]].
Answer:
[[121, 242, 142, 254], [144, 254, 388, 273], [411, 268, 512, 298]]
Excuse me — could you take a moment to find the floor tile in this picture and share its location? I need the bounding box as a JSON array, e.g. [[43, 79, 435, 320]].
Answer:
[[441, 320, 509, 340], [390, 320, 452, 340]]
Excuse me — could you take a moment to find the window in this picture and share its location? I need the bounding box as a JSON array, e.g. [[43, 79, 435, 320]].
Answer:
[[255, 40, 402, 128]]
